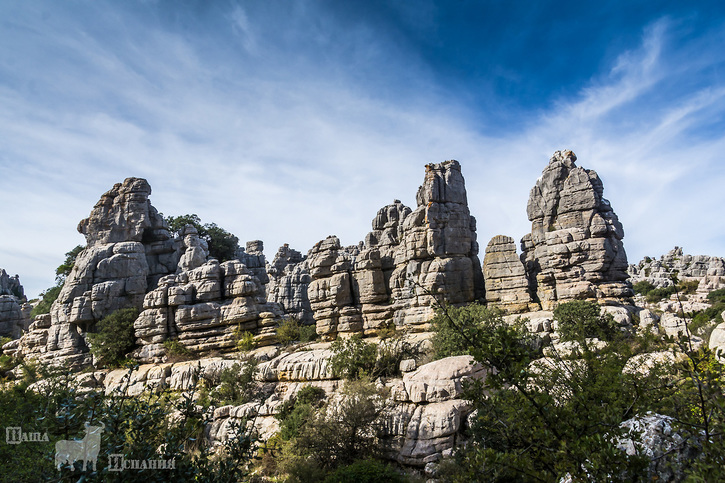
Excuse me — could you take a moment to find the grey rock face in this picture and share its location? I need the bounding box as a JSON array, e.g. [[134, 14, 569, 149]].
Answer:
[[522, 151, 631, 309], [483, 235, 534, 313], [628, 246, 725, 291], [266, 244, 312, 323], [307, 160, 485, 337], [133, 258, 282, 361], [17, 178, 180, 368], [0, 270, 29, 339]]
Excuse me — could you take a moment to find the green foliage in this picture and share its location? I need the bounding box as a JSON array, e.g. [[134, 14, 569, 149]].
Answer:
[[165, 214, 239, 262], [553, 300, 619, 342], [0, 364, 256, 482], [430, 303, 502, 358], [277, 317, 301, 346], [322, 459, 407, 483], [299, 323, 318, 343], [329, 335, 377, 379], [30, 285, 61, 317], [429, 302, 684, 481], [633, 280, 655, 295], [283, 377, 388, 477], [234, 327, 257, 352], [201, 359, 259, 406], [690, 289, 725, 335], [276, 385, 327, 441], [55, 245, 84, 284], [163, 339, 192, 361], [87, 307, 139, 368], [31, 245, 85, 317]]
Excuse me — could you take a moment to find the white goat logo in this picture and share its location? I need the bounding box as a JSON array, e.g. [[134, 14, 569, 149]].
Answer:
[[55, 422, 105, 471]]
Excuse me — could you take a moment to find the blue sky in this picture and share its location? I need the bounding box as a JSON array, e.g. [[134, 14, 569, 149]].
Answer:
[[1, 1, 724, 298]]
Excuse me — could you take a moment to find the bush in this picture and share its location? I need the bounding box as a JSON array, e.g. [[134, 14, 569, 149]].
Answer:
[[0, 364, 256, 482], [166, 214, 239, 262], [322, 459, 407, 483], [55, 245, 84, 284], [30, 285, 61, 317], [163, 339, 192, 361], [285, 377, 388, 473], [234, 326, 257, 352], [204, 359, 259, 406], [553, 300, 619, 342], [87, 307, 139, 368], [299, 323, 318, 343], [633, 280, 655, 295], [277, 385, 327, 441], [277, 317, 301, 346], [329, 335, 377, 379], [430, 303, 502, 358]]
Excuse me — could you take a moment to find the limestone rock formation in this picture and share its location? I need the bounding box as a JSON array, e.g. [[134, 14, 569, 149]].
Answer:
[[265, 244, 312, 323], [483, 235, 535, 313], [629, 247, 725, 291], [133, 257, 282, 361], [307, 161, 485, 337], [17, 178, 180, 368], [0, 270, 29, 339], [521, 150, 631, 309], [237, 241, 270, 285]]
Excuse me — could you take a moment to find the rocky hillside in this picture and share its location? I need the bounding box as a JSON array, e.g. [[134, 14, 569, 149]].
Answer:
[[3, 150, 724, 476]]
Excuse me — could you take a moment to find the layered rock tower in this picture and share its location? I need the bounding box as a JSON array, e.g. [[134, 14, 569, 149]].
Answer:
[[307, 160, 485, 337], [520, 150, 631, 309]]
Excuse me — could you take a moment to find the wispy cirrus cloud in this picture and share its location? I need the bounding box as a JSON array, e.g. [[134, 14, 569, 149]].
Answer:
[[0, 2, 723, 298]]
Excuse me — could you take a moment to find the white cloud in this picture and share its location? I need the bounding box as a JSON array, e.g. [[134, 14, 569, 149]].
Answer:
[[0, 4, 723, 300]]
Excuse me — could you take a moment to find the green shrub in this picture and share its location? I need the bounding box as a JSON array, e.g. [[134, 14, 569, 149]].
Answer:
[[554, 300, 619, 342], [633, 280, 656, 295], [680, 279, 700, 295], [30, 285, 61, 317], [430, 303, 502, 358], [329, 335, 377, 379], [277, 385, 327, 441], [205, 359, 259, 406], [166, 214, 239, 262], [55, 245, 84, 284], [163, 339, 192, 360], [277, 317, 301, 346], [0, 364, 255, 482], [285, 377, 388, 473], [87, 307, 139, 368], [234, 326, 257, 352], [322, 459, 406, 483], [299, 323, 318, 343], [645, 286, 677, 303]]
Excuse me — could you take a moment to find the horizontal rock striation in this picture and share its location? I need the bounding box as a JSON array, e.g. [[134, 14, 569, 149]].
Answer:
[[307, 161, 485, 338], [0, 269, 30, 339], [629, 247, 725, 292], [483, 235, 535, 313], [521, 150, 631, 310]]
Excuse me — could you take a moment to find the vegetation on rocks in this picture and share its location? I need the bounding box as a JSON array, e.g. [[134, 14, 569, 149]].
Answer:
[[87, 307, 139, 368], [166, 214, 239, 262], [30, 245, 83, 317], [432, 299, 725, 482]]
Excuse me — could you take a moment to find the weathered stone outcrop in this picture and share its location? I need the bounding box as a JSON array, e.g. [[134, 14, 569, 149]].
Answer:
[[307, 237, 362, 336], [629, 247, 725, 291], [237, 241, 269, 286], [16, 178, 180, 368], [265, 244, 312, 323], [308, 161, 485, 337], [521, 151, 631, 309], [133, 258, 282, 362], [0, 269, 30, 339], [483, 235, 535, 313]]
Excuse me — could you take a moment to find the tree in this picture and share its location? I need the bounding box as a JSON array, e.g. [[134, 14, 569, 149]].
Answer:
[[87, 308, 139, 368], [55, 245, 84, 284], [165, 214, 239, 262], [434, 302, 674, 482]]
